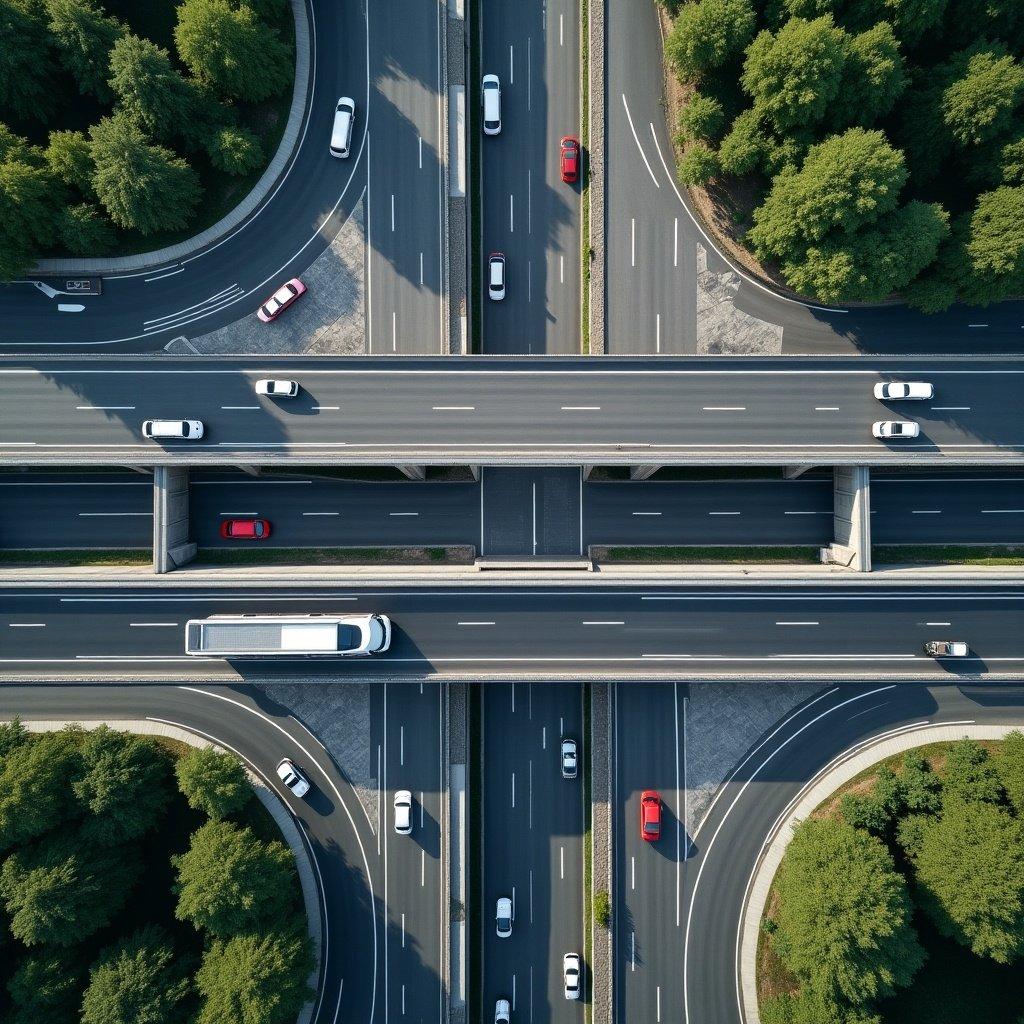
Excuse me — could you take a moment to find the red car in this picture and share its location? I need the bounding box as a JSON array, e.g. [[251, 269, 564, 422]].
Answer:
[[257, 278, 306, 322], [220, 519, 271, 540], [560, 136, 580, 183], [640, 790, 661, 842]]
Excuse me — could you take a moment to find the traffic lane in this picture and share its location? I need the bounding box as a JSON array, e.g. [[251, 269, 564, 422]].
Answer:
[[680, 681, 1024, 1023], [0, 471, 152, 548], [482, 683, 584, 1023], [873, 475, 1024, 543], [3, 587, 1024, 680], [383, 682, 444, 1024], [615, 682, 686, 1024], [191, 474, 480, 548], [367, 0, 444, 355], [5, 362, 1022, 454], [0, 683, 378, 1024], [583, 478, 833, 546]]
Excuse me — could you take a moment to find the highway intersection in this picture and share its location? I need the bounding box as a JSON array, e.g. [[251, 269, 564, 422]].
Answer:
[[2, 0, 1024, 1022]]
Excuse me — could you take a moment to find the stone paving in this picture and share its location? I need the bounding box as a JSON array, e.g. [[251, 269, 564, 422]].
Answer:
[[171, 197, 366, 356], [685, 680, 825, 834]]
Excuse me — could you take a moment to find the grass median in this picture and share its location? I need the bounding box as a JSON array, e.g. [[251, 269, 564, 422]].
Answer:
[[196, 546, 474, 566], [874, 545, 1024, 566], [593, 545, 820, 564], [0, 549, 151, 567]]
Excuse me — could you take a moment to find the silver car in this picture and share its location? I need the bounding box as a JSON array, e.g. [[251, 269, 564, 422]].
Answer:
[[496, 896, 513, 938], [561, 738, 578, 779], [276, 758, 311, 798], [874, 382, 934, 400], [563, 953, 581, 1000], [495, 998, 511, 1024], [256, 379, 299, 398], [394, 790, 413, 834]]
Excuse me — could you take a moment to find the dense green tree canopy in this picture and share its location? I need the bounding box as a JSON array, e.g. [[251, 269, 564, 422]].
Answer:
[[665, 0, 757, 81], [772, 818, 924, 1006], [0, 731, 79, 853], [196, 930, 313, 1024], [7, 950, 87, 1024], [44, 0, 124, 102], [174, 820, 297, 937], [0, 0, 56, 120], [175, 746, 253, 820]]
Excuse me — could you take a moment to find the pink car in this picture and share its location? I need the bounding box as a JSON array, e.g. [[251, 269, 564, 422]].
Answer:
[[257, 278, 307, 322]]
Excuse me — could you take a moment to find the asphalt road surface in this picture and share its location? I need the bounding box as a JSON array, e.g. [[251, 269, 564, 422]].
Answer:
[[2, 585, 1023, 681], [482, 683, 585, 1023], [0, 684, 380, 1024], [613, 682, 687, 1024], [682, 681, 1024, 1023], [480, 0, 581, 354], [4, 358, 1023, 464], [3, 470, 1022, 550]]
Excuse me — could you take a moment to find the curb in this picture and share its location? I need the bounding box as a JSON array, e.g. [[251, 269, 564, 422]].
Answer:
[[33, 0, 312, 275], [13, 717, 323, 1024], [738, 722, 1024, 1024]]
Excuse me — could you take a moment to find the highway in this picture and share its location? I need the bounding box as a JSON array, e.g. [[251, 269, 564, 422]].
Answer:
[[481, 683, 584, 1022], [682, 681, 1024, 1023], [3, 357, 1023, 465], [613, 682, 686, 1023], [3, 470, 1023, 550], [481, 0, 580, 353], [2, 585, 1024, 681]]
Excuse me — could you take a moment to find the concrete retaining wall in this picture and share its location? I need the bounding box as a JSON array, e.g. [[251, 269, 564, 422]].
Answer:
[[153, 466, 196, 573]]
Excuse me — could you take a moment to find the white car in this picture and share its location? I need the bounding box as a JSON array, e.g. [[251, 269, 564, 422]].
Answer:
[[872, 420, 920, 439], [496, 896, 513, 938], [142, 419, 204, 440], [256, 379, 299, 398], [276, 758, 311, 797], [924, 640, 969, 658], [488, 252, 506, 300], [874, 381, 934, 400], [561, 738, 578, 779], [494, 998, 511, 1024], [563, 953, 581, 1000], [482, 73, 501, 135], [393, 790, 413, 834]]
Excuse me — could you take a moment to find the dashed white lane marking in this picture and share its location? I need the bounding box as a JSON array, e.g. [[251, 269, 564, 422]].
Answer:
[[129, 622, 178, 627], [78, 512, 151, 516], [583, 621, 625, 625], [911, 509, 942, 514], [389, 512, 419, 517], [814, 406, 839, 411], [982, 509, 1024, 513], [632, 511, 661, 516], [702, 406, 746, 411], [302, 512, 339, 516], [432, 405, 475, 410], [926, 622, 952, 626], [221, 405, 259, 410], [631, 218, 636, 267], [776, 621, 819, 626], [76, 405, 135, 410], [312, 406, 340, 411], [458, 621, 495, 625], [932, 406, 970, 410], [708, 511, 740, 516], [8, 623, 45, 627], [561, 405, 600, 410]]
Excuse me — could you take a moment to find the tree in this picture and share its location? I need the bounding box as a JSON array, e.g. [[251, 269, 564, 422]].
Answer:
[[830, 22, 906, 130], [911, 797, 1024, 962], [60, 202, 115, 255], [175, 746, 253, 820], [997, 731, 1024, 816], [0, 729, 78, 852], [0, 833, 140, 946], [196, 929, 313, 1024], [941, 737, 1004, 804], [748, 128, 907, 262], [940, 45, 1024, 150], [0, 0, 57, 120], [44, 0, 124, 102], [174, 820, 297, 937], [718, 108, 766, 176], [678, 92, 725, 144], [999, 135, 1024, 186], [843, 0, 947, 47], [772, 818, 924, 1006], [782, 200, 947, 302], [741, 16, 849, 132], [664, 0, 756, 82], [81, 926, 192, 1024], [207, 126, 263, 175], [174, 0, 292, 102], [677, 142, 721, 186], [761, 989, 882, 1024], [899, 750, 942, 814], [89, 115, 201, 234], [7, 950, 88, 1024], [0, 717, 30, 757], [45, 130, 95, 194], [959, 186, 1024, 306], [73, 727, 172, 845], [108, 34, 202, 143]]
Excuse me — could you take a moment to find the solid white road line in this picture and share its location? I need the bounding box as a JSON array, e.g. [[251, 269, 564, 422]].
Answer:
[[78, 512, 151, 516], [621, 93, 659, 186]]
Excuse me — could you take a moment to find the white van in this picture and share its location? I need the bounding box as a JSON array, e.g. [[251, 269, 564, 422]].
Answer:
[[330, 97, 356, 158], [482, 74, 501, 135], [142, 419, 204, 440]]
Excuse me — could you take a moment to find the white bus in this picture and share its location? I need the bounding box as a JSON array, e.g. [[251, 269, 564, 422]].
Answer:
[[184, 613, 391, 658]]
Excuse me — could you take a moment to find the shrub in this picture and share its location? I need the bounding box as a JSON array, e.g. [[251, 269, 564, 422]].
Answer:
[[678, 92, 726, 143], [207, 126, 264, 175], [175, 746, 253, 820], [594, 888, 611, 928], [678, 142, 721, 185]]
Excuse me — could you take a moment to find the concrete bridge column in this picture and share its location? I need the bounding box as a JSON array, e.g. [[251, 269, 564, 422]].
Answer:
[[784, 465, 814, 479], [629, 465, 660, 481], [827, 466, 871, 572], [397, 465, 427, 481], [153, 467, 196, 573]]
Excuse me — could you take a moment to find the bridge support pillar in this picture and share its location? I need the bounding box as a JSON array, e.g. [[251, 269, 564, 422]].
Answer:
[[397, 465, 427, 481], [784, 464, 814, 480], [468, 466, 480, 481], [629, 465, 660, 481], [582, 465, 600, 480], [826, 466, 871, 572], [234, 465, 261, 477], [153, 467, 196, 573]]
